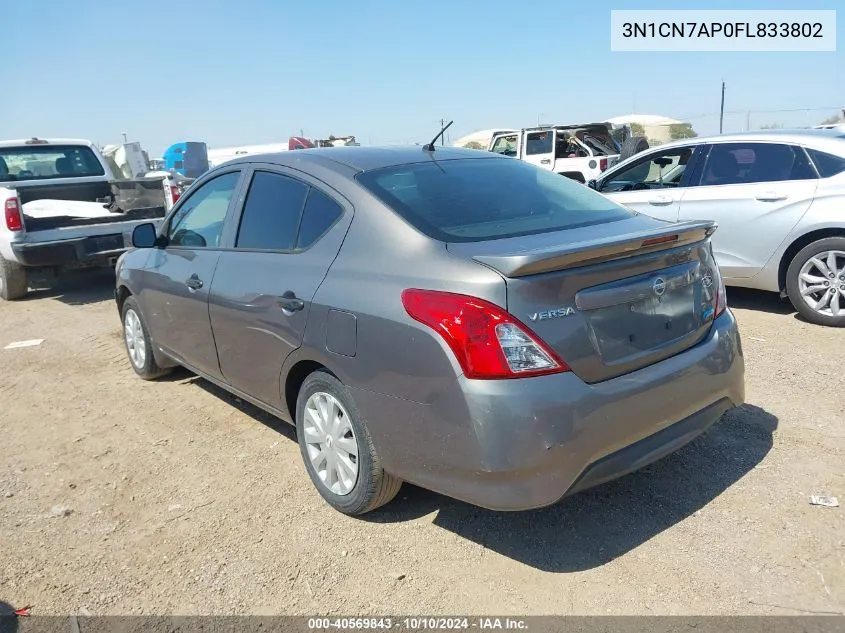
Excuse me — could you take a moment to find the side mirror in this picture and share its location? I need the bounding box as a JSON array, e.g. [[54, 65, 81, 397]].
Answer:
[[132, 222, 159, 248], [587, 179, 598, 190]]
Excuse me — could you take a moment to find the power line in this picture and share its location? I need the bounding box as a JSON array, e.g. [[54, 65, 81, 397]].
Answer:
[[679, 105, 842, 121]]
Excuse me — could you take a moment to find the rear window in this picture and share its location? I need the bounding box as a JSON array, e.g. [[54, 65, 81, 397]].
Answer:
[[355, 157, 634, 243], [0, 144, 105, 182]]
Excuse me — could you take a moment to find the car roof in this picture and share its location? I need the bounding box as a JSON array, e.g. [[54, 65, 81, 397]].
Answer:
[[0, 138, 96, 149], [222, 145, 506, 173], [642, 128, 845, 153]]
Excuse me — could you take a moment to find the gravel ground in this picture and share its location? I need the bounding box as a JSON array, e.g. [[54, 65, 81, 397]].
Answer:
[[0, 269, 842, 616]]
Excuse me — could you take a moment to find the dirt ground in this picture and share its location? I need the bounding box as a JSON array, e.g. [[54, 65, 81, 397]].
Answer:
[[0, 269, 842, 616]]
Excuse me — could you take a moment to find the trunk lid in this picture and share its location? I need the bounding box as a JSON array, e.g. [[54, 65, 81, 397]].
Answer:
[[446, 216, 720, 383]]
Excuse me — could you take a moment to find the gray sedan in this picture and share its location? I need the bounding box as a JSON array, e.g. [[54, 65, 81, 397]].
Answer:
[[114, 145, 745, 515]]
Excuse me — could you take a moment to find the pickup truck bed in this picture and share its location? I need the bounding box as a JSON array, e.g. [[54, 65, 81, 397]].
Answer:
[[13, 206, 165, 268], [0, 137, 172, 300], [16, 180, 112, 206]]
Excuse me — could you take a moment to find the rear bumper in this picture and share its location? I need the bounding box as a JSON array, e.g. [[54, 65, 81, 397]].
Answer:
[[351, 309, 745, 511], [11, 234, 127, 268]]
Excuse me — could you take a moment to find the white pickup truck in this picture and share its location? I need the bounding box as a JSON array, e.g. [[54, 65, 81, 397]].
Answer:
[[0, 137, 175, 300], [487, 122, 648, 183]]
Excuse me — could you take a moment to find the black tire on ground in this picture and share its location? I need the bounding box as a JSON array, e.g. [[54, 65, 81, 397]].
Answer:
[[0, 256, 28, 300], [619, 136, 650, 162], [785, 236, 845, 328], [120, 295, 173, 379], [296, 370, 402, 515]]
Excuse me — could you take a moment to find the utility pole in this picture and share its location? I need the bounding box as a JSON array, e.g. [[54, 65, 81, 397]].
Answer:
[[719, 81, 726, 134], [746, 111, 751, 131], [122, 132, 128, 143], [439, 118, 447, 146]]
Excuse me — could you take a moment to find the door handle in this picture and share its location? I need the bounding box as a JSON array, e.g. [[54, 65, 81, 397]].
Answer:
[[278, 291, 304, 313], [755, 192, 787, 201], [540, 158, 551, 164], [648, 195, 674, 206], [185, 274, 203, 291]]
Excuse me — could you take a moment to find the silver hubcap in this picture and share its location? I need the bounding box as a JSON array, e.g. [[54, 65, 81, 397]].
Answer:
[[124, 309, 147, 368], [798, 250, 845, 317], [303, 392, 359, 495]]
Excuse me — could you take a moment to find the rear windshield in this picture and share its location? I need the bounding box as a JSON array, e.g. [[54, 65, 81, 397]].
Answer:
[[355, 157, 634, 242], [0, 144, 105, 182]]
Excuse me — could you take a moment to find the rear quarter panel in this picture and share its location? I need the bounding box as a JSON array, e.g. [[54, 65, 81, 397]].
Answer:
[[748, 176, 845, 292]]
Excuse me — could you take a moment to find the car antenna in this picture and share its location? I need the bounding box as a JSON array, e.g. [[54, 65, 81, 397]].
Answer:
[[423, 120, 453, 152]]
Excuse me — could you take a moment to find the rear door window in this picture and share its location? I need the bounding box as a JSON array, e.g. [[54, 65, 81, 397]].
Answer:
[[355, 157, 634, 243], [296, 188, 344, 250], [700, 142, 816, 186], [236, 171, 309, 251]]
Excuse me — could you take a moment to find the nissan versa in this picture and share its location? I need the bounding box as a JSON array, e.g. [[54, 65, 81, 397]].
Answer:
[[114, 144, 745, 515]]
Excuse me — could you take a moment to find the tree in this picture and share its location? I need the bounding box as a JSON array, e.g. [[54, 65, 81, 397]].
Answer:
[[819, 114, 844, 125], [669, 123, 697, 139], [630, 123, 646, 137], [759, 123, 783, 129], [462, 141, 486, 150]]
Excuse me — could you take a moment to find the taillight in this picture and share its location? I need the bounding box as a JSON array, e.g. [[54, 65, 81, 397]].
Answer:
[[401, 289, 569, 379], [4, 198, 23, 231], [599, 157, 608, 171], [714, 266, 727, 317], [706, 244, 727, 318], [170, 185, 181, 204]]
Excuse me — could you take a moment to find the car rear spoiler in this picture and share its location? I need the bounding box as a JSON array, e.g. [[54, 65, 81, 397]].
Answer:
[[471, 219, 717, 278]]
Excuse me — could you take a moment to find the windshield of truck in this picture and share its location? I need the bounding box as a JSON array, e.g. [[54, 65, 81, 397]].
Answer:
[[0, 144, 105, 181], [356, 156, 634, 243]]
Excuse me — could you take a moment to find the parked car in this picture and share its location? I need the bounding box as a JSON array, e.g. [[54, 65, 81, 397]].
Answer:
[[487, 123, 647, 183], [114, 146, 745, 515], [0, 137, 175, 300], [589, 129, 845, 327]]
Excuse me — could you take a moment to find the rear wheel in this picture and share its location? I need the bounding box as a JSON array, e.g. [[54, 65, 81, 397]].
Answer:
[[296, 370, 402, 515], [785, 237, 845, 327], [0, 256, 28, 300], [121, 296, 172, 379]]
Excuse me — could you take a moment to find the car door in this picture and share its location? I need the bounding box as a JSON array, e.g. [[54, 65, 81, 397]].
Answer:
[[677, 141, 819, 279], [208, 166, 352, 408], [521, 130, 555, 171], [139, 168, 245, 380], [596, 143, 703, 221]]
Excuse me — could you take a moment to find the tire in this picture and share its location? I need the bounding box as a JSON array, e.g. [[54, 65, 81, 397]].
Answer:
[[619, 136, 650, 162], [0, 256, 28, 300], [296, 370, 402, 515], [785, 237, 845, 327], [120, 295, 173, 379]]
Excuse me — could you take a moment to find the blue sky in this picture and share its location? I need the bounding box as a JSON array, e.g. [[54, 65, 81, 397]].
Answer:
[[5, 0, 843, 156]]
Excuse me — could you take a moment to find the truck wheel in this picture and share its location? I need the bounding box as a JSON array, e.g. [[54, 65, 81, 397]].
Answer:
[[785, 237, 845, 327], [0, 257, 29, 300], [121, 296, 172, 379], [619, 136, 649, 162], [296, 370, 402, 516]]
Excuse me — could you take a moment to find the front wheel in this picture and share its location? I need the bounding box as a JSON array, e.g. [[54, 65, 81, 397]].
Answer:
[[785, 237, 845, 327], [296, 370, 402, 515], [121, 296, 173, 379]]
